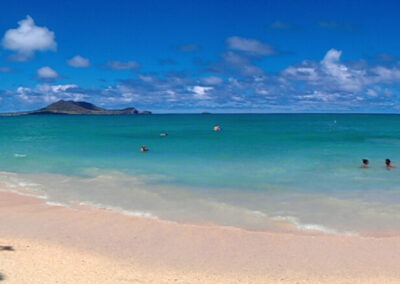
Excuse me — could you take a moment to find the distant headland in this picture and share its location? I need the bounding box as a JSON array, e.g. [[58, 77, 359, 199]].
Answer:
[[0, 100, 152, 116]]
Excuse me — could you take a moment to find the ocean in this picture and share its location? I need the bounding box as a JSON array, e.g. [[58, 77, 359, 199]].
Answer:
[[1, 114, 400, 236]]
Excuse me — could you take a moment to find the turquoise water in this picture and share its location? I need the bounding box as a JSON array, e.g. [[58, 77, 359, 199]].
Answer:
[[1, 114, 400, 235]]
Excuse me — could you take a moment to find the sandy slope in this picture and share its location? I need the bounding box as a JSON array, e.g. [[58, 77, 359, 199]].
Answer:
[[0, 190, 400, 283]]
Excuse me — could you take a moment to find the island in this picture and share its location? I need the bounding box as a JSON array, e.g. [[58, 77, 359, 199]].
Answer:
[[0, 100, 152, 116]]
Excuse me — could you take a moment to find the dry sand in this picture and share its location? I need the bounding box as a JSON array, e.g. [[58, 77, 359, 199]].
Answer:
[[1, 190, 400, 283]]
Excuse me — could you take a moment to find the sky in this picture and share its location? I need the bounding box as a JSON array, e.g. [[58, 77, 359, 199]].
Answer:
[[1, 0, 400, 113]]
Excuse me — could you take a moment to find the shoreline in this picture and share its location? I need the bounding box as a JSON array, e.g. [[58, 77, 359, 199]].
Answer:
[[1, 190, 400, 283], [3, 170, 400, 238]]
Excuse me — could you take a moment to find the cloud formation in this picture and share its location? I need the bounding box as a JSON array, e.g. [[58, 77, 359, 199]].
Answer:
[[3, 43, 400, 113], [37, 66, 59, 82], [226, 36, 275, 56], [1, 15, 57, 61], [16, 84, 84, 105], [67, 55, 90, 68]]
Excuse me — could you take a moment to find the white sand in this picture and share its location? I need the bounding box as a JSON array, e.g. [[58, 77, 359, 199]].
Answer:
[[0, 190, 400, 283]]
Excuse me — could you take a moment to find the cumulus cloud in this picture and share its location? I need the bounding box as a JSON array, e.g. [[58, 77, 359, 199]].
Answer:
[[280, 48, 400, 108], [37, 66, 59, 82], [106, 61, 140, 71], [226, 36, 275, 56], [16, 84, 83, 104], [189, 86, 213, 100], [1, 15, 57, 61], [67, 55, 90, 68], [5, 45, 400, 113]]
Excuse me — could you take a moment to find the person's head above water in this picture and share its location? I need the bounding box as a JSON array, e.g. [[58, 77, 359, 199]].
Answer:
[[362, 159, 369, 168], [385, 158, 395, 169]]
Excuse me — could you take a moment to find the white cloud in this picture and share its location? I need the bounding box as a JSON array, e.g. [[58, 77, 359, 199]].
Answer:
[[255, 89, 269, 95], [37, 66, 59, 81], [1, 15, 57, 61], [283, 65, 319, 82], [6, 46, 400, 113], [227, 36, 275, 56], [282, 49, 367, 94], [16, 84, 82, 104], [321, 48, 342, 64], [366, 89, 378, 97], [200, 76, 223, 85], [139, 75, 156, 83], [67, 55, 90, 68], [107, 61, 140, 71], [222, 51, 265, 76], [370, 66, 400, 84], [189, 86, 213, 100], [320, 48, 364, 92]]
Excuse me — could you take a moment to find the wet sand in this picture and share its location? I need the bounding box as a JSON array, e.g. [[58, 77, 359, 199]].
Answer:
[[0, 190, 400, 283]]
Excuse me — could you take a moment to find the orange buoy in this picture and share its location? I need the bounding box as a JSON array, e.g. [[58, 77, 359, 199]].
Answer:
[[214, 125, 221, 131]]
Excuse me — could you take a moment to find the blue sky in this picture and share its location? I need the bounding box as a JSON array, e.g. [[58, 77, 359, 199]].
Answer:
[[1, 0, 400, 112]]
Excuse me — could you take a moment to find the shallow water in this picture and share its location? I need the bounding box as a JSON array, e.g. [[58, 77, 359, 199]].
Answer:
[[1, 114, 400, 235]]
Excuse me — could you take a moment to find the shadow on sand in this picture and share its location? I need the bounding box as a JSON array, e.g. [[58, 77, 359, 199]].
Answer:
[[0, 245, 15, 281], [0, 246, 14, 251]]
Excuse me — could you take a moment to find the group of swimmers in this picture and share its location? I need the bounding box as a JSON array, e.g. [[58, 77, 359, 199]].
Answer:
[[141, 132, 170, 152], [141, 126, 222, 153], [362, 159, 395, 169]]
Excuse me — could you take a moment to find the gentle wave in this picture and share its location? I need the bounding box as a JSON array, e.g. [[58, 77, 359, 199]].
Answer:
[[78, 201, 159, 220], [272, 216, 357, 235], [14, 153, 27, 158], [0, 170, 399, 236]]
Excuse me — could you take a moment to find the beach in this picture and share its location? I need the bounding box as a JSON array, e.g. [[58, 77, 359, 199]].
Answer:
[[1, 190, 400, 283], [2, 0, 400, 281]]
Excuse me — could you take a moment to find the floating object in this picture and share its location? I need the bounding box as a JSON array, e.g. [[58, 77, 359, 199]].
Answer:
[[214, 125, 221, 132]]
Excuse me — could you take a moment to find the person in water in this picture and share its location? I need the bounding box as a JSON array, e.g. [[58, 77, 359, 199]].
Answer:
[[385, 158, 395, 169], [141, 145, 148, 153], [361, 159, 369, 168]]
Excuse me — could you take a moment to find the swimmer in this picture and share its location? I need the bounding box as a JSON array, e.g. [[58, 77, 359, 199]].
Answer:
[[141, 145, 149, 153], [385, 158, 395, 169], [361, 159, 369, 168], [214, 125, 221, 132], [160, 133, 168, 137]]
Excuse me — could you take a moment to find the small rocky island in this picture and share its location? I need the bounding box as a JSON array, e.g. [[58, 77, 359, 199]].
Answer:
[[0, 100, 151, 116]]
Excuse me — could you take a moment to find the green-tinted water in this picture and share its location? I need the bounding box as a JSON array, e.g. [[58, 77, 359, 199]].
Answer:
[[1, 114, 400, 235]]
